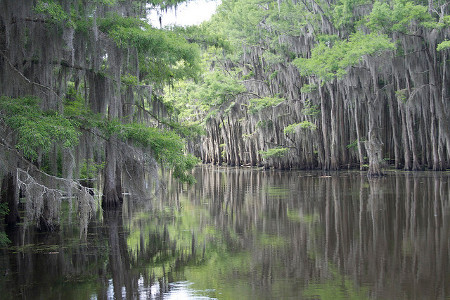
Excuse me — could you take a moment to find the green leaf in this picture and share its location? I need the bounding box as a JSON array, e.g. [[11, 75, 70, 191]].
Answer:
[[294, 31, 394, 81], [437, 40, 450, 51], [248, 96, 285, 114], [0, 96, 80, 160], [259, 147, 289, 159], [284, 121, 317, 134]]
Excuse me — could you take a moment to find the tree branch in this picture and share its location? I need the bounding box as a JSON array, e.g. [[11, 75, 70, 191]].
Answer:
[[10, 17, 48, 25], [0, 135, 95, 196]]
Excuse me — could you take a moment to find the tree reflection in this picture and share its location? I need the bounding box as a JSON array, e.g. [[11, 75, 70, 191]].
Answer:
[[181, 167, 449, 299], [103, 209, 134, 299], [0, 167, 449, 299]]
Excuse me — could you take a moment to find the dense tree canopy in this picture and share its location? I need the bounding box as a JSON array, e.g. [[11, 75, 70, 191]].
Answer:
[[0, 0, 449, 236], [166, 0, 449, 176], [0, 0, 202, 231]]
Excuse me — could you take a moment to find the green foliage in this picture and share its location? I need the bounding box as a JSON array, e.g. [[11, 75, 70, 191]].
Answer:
[[294, 31, 394, 81], [222, 0, 311, 51], [80, 159, 105, 180], [88, 117, 199, 183], [199, 70, 245, 106], [248, 96, 285, 114], [287, 209, 320, 224], [437, 40, 450, 51], [256, 119, 273, 129], [97, 13, 149, 33], [0, 96, 80, 160], [269, 70, 279, 81], [1, 94, 197, 182], [365, 0, 431, 33], [263, 51, 285, 65], [34, 0, 69, 23], [121, 74, 139, 86], [220, 143, 227, 159], [301, 100, 321, 116], [171, 153, 199, 184], [346, 139, 359, 149], [421, 14, 450, 30], [164, 51, 246, 124], [283, 123, 297, 134], [301, 83, 318, 93], [284, 121, 317, 134], [258, 233, 287, 247], [317, 34, 341, 45], [206, 0, 312, 62], [164, 79, 207, 121], [146, 0, 189, 10], [395, 89, 408, 103], [167, 120, 205, 138], [98, 14, 201, 84], [120, 123, 180, 153], [118, 122, 199, 183], [0, 232, 10, 247], [259, 147, 289, 159], [96, 0, 119, 6], [63, 83, 94, 123], [64, 90, 199, 183], [95, 118, 121, 139], [333, 0, 371, 29], [242, 70, 255, 80], [173, 25, 232, 52], [209, 0, 269, 46], [302, 266, 370, 299]]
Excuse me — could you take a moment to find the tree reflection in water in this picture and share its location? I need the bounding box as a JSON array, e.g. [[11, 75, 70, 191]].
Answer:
[[0, 166, 449, 299]]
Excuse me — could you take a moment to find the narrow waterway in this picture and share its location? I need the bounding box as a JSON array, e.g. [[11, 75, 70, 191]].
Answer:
[[1, 166, 449, 299]]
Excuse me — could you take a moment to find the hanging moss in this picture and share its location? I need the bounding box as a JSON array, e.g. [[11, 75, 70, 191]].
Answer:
[[186, 0, 449, 173], [0, 0, 205, 228]]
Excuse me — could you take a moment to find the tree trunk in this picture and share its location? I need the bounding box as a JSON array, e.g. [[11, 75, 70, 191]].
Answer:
[[399, 105, 412, 170], [387, 94, 400, 169], [405, 107, 421, 170], [327, 82, 339, 170], [353, 99, 365, 170], [366, 96, 384, 177], [104, 209, 132, 298], [319, 84, 331, 170], [1, 172, 20, 226], [102, 139, 123, 209]]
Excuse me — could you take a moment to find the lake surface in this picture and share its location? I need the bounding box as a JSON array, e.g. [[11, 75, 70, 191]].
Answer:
[[1, 166, 449, 299]]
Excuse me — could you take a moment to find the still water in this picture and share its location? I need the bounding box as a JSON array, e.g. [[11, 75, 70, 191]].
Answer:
[[1, 166, 449, 299]]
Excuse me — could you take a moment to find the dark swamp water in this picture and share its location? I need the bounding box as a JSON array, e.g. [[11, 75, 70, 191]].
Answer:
[[0, 166, 449, 299]]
